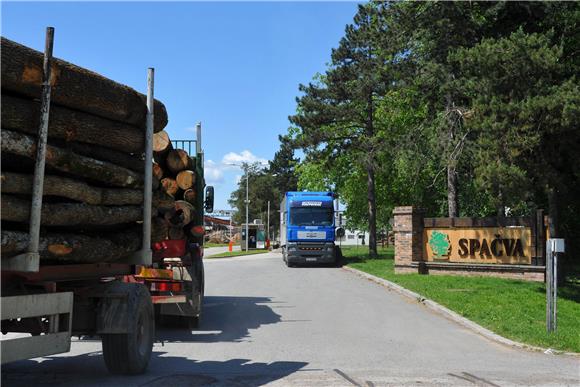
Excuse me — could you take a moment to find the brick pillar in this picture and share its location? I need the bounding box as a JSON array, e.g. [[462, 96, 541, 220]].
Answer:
[[393, 206, 425, 274]]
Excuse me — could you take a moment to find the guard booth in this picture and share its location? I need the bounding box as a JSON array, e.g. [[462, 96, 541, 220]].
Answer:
[[241, 221, 266, 250]]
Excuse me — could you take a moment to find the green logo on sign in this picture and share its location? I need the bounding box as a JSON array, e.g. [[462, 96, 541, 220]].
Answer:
[[429, 231, 451, 259]]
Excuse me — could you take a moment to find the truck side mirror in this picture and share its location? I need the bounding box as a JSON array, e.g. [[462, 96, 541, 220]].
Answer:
[[204, 186, 214, 213]]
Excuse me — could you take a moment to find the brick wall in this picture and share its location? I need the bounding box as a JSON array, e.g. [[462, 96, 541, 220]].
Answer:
[[393, 206, 424, 274]]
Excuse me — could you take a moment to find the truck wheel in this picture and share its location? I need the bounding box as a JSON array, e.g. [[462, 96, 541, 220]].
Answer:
[[190, 261, 204, 329], [334, 246, 344, 268], [101, 283, 154, 375]]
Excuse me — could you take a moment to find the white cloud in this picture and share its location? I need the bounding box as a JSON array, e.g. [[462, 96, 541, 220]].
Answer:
[[204, 159, 224, 185], [222, 150, 268, 168], [204, 150, 268, 187]]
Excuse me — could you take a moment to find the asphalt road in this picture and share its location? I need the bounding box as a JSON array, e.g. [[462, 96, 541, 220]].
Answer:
[[2, 252, 579, 386]]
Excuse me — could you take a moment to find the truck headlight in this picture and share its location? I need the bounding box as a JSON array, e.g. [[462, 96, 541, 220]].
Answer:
[[288, 246, 297, 252]]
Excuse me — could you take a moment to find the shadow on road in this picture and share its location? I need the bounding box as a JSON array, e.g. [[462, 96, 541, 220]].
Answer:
[[157, 295, 282, 343], [2, 352, 308, 387], [143, 356, 308, 386]]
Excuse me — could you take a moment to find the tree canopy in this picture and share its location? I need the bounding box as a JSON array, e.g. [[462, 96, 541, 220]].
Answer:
[[283, 1, 580, 265]]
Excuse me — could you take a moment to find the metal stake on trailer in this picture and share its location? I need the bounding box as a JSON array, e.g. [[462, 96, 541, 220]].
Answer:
[[3, 27, 54, 272], [129, 68, 154, 265]]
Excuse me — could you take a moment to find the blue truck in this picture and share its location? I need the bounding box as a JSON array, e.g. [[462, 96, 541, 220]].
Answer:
[[280, 192, 342, 267]]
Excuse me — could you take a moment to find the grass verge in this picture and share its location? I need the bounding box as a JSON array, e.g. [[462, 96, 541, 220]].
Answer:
[[208, 249, 269, 258], [204, 242, 230, 248], [342, 245, 580, 353]]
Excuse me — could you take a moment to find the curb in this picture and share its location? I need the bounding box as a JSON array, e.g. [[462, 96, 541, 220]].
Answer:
[[342, 265, 579, 358]]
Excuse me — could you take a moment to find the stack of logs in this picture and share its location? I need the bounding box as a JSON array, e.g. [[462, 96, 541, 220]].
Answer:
[[0, 37, 202, 264]]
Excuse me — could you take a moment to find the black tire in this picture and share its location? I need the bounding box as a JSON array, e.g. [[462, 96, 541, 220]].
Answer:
[[101, 283, 154, 375], [190, 260, 204, 329], [334, 246, 344, 268]]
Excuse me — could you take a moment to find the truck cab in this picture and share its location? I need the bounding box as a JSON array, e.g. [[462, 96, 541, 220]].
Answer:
[[280, 192, 341, 267]]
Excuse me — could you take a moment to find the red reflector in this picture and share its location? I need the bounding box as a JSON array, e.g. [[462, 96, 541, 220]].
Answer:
[[150, 281, 182, 292]]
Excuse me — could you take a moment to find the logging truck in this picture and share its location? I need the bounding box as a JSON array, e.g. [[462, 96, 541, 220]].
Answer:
[[1, 30, 213, 374]]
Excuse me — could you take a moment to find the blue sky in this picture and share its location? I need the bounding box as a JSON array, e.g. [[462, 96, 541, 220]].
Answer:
[[2, 1, 359, 210]]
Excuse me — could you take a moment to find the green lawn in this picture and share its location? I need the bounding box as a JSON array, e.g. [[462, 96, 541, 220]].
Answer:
[[342, 246, 580, 353], [204, 242, 231, 248], [208, 249, 269, 258]]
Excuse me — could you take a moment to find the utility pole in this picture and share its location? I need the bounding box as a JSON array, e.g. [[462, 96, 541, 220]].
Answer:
[[267, 200, 270, 242], [245, 167, 249, 252]]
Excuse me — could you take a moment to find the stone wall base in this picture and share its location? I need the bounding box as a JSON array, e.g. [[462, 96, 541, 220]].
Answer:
[[411, 263, 545, 282]]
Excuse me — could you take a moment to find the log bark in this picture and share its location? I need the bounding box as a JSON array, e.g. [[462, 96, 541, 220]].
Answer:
[[63, 141, 144, 172], [176, 170, 196, 190], [183, 189, 196, 205], [166, 150, 193, 174], [0, 172, 172, 209], [1, 129, 142, 188], [1, 172, 142, 205], [161, 177, 179, 197], [1, 94, 145, 153], [153, 191, 176, 212], [1, 229, 141, 263], [1, 194, 142, 226], [1, 37, 168, 131]]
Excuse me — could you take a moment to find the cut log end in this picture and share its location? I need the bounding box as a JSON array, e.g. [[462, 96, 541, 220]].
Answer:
[[176, 170, 196, 190], [183, 189, 196, 204], [161, 177, 178, 197]]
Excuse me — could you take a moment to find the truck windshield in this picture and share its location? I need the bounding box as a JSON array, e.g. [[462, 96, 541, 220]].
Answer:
[[290, 207, 333, 226]]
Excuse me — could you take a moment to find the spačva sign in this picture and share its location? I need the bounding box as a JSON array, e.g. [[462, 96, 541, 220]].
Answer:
[[424, 228, 532, 265]]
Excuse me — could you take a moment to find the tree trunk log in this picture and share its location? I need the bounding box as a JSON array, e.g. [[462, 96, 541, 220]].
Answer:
[[183, 189, 196, 205], [1, 129, 142, 188], [166, 150, 193, 175], [174, 200, 194, 226], [153, 130, 173, 167], [1, 172, 142, 205], [153, 130, 172, 153], [1, 229, 141, 263], [161, 177, 179, 197], [1, 194, 142, 227], [176, 170, 196, 190], [63, 141, 144, 172], [1, 94, 145, 153], [1, 37, 168, 131], [152, 163, 164, 181]]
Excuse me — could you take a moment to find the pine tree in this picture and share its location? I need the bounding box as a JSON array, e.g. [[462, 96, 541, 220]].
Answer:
[[290, 3, 392, 257]]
